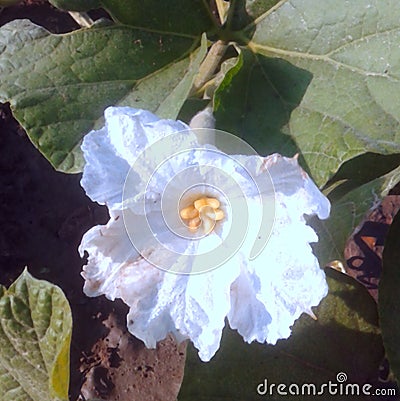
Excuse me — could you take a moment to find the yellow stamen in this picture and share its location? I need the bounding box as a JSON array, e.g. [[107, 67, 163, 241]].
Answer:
[[188, 216, 201, 231], [180, 197, 224, 234], [180, 205, 199, 220], [194, 197, 220, 210], [206, 208, 224, 221]]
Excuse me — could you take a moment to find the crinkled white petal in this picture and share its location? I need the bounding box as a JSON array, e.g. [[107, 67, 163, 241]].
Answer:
[[80, 209, 240, 361], [81, 127, 130, 210], [126, 255, 241, 361], [228, 264, 273, 343], [79, 106, 331, 362], [229, 220, 327, 344], [82, 106, 198, 211], [262, 154, 330, 220], [79, 211, 161, 301], [228, 154, 329, 344], [105, 107, 191, 164]]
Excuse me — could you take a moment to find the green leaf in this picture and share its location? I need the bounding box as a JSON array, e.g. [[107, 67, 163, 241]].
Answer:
[[103, 0, 215, 36], [178, 268, 383, 401], [312, 165, 400, 266], [49, 0, 216, 35], [380, 210, 400, 383], [0, 20, 206, 173], [214, 49, 311, 157], [245, 0, 281, 19], [248, 0, 400, 186], [0, 269, 72, 401]]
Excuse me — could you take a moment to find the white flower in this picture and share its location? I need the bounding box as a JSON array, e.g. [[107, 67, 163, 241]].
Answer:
[[79, 106, 330, 362]]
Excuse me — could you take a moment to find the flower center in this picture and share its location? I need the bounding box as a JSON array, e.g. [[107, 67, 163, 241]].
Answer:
[[179, 197, 224, 234]]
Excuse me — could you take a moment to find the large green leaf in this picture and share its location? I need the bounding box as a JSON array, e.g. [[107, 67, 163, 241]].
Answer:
[[214, 49, 311, 157], [247, 0, 400, 186], [0, 20, 206, 172], [178, 268, 383, 401], [102, 0, 215, 36], [312, 165, 400, 266], [380, 210, 400, 383], [49, 0, 216, 35], [0, 269, 72, 401]]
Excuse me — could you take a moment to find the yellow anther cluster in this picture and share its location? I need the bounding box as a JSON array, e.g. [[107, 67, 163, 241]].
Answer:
[[180, 197, 224, 234]]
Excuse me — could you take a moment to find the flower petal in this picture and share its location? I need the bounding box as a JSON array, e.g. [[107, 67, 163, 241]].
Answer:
[[227, 153, 329, 343], [228, 265, 273, 343], [125, 253, 241, 362], [176, 248, 241, 361], [249, 220, 327, 343], [80, 206, 239, 361], [81, 126, 130, 209], [81, 107, 198, 211], [261, 154, 330, 219], [80, 207, 185, 304], [79, 106, 331, 362], [104, 106, 193, 165]]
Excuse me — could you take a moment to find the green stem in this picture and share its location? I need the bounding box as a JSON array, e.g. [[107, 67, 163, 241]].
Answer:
[[68, 11, 94, 28], [191, 40, 228, 96]]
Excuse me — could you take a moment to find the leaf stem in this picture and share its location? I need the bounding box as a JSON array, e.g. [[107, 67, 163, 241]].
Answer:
[[191, 40, 228, 95], [68, 12, 94, 28]]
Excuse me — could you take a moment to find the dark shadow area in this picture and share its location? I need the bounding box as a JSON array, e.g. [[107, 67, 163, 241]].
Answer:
[[0, 102, 115, 400], [0, 1, 109, 33], [221, 0, 256, 43], [180, 320, 388, 401], [329, 153, 400, 182], [324, 153, 400, 201], [215, 50, 313, 158]]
